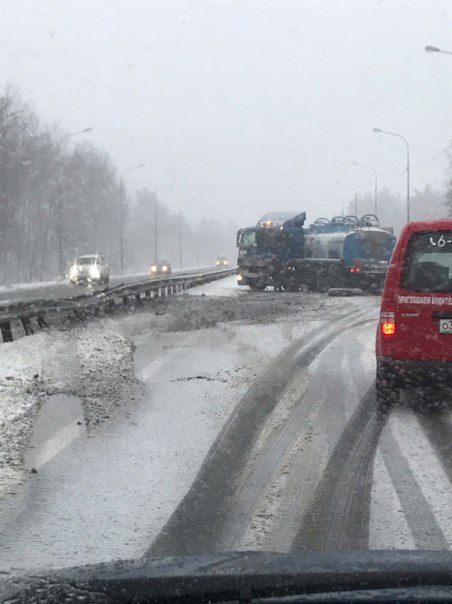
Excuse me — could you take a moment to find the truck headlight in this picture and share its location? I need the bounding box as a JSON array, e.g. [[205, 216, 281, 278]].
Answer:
[[151, 265, 157, 273], [162, 265, 168, 272]]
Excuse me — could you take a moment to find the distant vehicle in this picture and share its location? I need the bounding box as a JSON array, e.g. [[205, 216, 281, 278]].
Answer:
[[376, 219, 452, 408], [294, 214, 396, 293], [216, 256, 229, 267], [150, 260, 172, 276], [236, 213, 396, 292], [236, 212, 307, 291], [69, 254, 110, 285]]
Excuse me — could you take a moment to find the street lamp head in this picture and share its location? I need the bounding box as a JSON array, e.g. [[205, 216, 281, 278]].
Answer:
[[137, 163, 145, 168], [425, 45, 441, 53], [373, 128, 383, 133], [351, 161, 359, 166], [82, 127, 93, 133]]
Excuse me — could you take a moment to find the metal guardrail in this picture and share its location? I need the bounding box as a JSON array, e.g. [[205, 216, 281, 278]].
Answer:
[[0, 268, 236, 343]]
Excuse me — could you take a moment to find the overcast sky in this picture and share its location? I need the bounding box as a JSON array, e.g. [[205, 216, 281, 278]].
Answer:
[[0, 0, 451, 225]]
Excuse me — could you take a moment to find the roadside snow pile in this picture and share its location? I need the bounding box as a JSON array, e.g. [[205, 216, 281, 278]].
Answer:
[[121, 290, 358, 334], [0, 326, 143, 499], [0, 336, 47, 498]]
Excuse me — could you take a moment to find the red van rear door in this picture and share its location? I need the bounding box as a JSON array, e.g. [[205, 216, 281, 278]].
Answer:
[[393, 230, 452, 362]]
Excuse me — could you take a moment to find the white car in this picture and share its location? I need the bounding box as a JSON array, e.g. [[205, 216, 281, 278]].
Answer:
[[69, 254, 110, 285]]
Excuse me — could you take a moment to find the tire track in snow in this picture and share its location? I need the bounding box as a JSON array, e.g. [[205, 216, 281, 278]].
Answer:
[[148, 308, 375, 556], [235, 335, 355, 553], [291, 386, 385, 551]]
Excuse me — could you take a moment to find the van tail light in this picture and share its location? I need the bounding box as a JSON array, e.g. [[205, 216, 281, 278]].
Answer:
[[380, 311, 396, 336]]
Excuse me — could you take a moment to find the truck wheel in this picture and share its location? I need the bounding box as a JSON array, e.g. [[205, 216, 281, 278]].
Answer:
[[376, 360, 400, 413], [249, 282, 267, 291], [282, 283, 302, 292]]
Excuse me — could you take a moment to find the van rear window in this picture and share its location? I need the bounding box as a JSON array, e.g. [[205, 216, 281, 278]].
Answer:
[[402, 231, 452, 292]]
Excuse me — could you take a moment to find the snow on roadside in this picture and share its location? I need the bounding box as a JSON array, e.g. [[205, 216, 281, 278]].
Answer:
[[185, 274, 238, 297], [0, 279, 60, 293], [0, 327, 143, 499], [0, 287, 375, 568], [0, 294, 361, 571]]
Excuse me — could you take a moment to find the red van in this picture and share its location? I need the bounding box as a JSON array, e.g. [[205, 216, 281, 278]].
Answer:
[[376, 219, 452, 406]]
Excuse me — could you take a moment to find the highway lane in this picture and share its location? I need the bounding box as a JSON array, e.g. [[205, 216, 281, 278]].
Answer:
[[0, 265, 220, 306], [150, 311, 452, 554], [3, 294, 452, 573]]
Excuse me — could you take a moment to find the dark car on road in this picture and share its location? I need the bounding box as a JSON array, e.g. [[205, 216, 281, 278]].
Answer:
[[216, 255, 229, 267], [150, 260, 172, 276]]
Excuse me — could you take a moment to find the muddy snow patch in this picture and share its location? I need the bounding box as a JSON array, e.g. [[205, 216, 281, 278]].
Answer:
[[0, 326, 143, 499]]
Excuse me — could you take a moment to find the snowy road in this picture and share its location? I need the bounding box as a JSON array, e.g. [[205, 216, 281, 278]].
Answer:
[[2, 282, 452, 573]]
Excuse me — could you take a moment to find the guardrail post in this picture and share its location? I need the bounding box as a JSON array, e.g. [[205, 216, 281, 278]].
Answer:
[[37, 316, 48, 329], [73, 308, 86, 321], [21, 316, 34, 336], [0, 321, 13, 342]]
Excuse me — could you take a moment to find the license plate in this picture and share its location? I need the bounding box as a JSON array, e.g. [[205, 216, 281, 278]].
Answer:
[[439, 319, 452, 334]]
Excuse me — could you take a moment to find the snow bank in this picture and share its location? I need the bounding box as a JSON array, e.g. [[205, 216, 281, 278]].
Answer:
[[0, 327, 143, 499]]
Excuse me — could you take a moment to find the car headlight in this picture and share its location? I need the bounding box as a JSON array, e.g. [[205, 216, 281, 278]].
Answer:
[[151, 265, 157, 273], [162, 265, 168, 272], [237, 273, 243, 282], [90, 266, 100, 278], [69, 265, 78, 279]]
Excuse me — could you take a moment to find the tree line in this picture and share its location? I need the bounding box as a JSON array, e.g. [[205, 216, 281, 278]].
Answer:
[[0, 86, 237, 284], [346, 185, 449, 235]]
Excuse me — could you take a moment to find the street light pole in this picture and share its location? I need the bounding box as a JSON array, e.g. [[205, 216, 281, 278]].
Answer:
[[119, 179, 125, 274], [57, 127, 93, 277], [119, 163, 145, 273], [154, 195, 158, 262], [178, 210, 183, 268], [351, 161, 378, 216], [373, 128, 410, 223], [425, 44, 452, 56]]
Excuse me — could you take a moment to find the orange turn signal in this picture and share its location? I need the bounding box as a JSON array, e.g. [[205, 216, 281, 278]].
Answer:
[[381, 321, 396, 336], [380, 311, 396, 336]]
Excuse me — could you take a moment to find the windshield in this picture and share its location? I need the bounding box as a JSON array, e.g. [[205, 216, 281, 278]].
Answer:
[[2, 0, 452, 597], [402, 231, 452, 292], [237, 229, 257, 249]]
